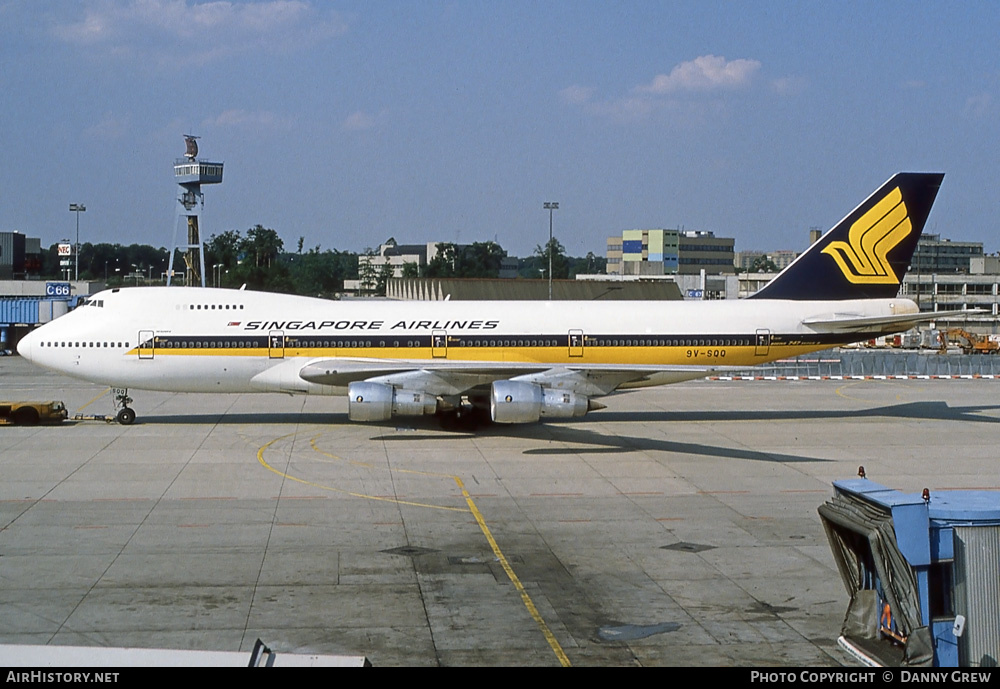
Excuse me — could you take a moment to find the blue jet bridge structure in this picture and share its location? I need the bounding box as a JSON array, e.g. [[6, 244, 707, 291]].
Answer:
[[820, 476, 1000, 667]]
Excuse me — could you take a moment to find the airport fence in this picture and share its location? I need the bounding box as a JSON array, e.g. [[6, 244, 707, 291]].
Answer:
[[726, 349, 1000, 378]]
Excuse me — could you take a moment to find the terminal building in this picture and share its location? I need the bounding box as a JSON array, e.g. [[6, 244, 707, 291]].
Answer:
[[0, 231, 43, 280], [350, 238, 519, 293], [606, 229, 735, 276], [734, 249, 800, 272], [0, 232, 74, 352], [356, 239, 447, 279], [911, 234, 984, 274], [0, 279, 102, 353]]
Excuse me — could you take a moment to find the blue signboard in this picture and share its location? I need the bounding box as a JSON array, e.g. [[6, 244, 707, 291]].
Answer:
[[45, 282, 71, 297]]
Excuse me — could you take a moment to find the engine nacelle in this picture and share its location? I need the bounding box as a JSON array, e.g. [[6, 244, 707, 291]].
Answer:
[[347, 382, 436, 422], [490, 380, 589, 424]]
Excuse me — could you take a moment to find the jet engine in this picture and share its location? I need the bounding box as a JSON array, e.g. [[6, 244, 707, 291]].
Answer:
[[489, 380, 589, 424], [347, 382, 437, 422]]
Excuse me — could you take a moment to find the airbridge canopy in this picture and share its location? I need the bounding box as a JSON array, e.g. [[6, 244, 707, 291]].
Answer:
[[821, 478, 1000, 667]]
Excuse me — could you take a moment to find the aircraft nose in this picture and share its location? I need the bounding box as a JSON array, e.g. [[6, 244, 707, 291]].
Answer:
[[16, 330, 34, 361]]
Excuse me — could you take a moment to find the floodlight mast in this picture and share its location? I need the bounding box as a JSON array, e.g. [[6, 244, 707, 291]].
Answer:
[[543, 201, 559, 300], [69, 203, 86, 282]]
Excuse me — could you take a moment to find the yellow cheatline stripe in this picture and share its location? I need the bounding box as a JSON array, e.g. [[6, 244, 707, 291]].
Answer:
[[258, 431, 572, 666], [257, 435, 467, 513], [128, 342, 857, 368], [76, 387, 111, 413], [453, 475, 571, 667]]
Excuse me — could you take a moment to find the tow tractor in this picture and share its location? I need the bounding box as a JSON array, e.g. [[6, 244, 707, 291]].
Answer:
[[0, 401, 68, 426]]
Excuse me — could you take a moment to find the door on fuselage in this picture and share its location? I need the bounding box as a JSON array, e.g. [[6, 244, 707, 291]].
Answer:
[[568, 329, 584, 358], [137, 330, 154, 360], [755, 329, 771, 356], [269, 330, 285, 359], [432, 330, 447, 358]]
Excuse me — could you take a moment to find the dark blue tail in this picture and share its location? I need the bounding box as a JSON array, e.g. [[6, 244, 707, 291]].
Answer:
[[749, 173, 944, 301]]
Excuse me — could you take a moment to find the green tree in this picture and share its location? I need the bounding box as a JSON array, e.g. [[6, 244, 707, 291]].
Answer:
[[749, 256, 780, 273], [358, 248, 379, 295], [463, 241, 506, 277], [424, 243, 459, 278], [206, 230, 243, 271], [425, 241, 506, 278], [219, 225, 288, 291], [289, 247, 358, 296], [243, 225, 283, 268], [534, 238, 569, 280], [375, 261, 395, 296]]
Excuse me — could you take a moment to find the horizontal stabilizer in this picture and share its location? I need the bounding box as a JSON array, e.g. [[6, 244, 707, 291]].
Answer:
[[803, 309, 986, 333]]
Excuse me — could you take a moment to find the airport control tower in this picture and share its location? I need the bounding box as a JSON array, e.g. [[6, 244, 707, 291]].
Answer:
[[167, 135, 223, 286]]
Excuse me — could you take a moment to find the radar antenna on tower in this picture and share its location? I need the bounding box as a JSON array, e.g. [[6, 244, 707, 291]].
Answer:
[[167, 135, 223, 287], [183, 134, 199, 160]]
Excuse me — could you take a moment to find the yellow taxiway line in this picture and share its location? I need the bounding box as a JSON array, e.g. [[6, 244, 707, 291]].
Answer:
[[257, 431, 571, 666]]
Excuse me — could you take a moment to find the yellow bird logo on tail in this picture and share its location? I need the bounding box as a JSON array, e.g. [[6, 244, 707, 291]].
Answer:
[[821, 187, 911, 284]]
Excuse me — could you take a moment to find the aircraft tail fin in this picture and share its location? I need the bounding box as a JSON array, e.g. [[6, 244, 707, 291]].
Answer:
[[749, 172, 944, 301]]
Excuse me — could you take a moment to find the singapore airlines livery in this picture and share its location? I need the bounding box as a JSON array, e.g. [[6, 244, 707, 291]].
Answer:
[[19, 173, 945, 426]]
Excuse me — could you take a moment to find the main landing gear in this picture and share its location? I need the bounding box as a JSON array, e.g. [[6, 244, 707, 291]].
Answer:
[[435, 403, 489, 431], [111, 388, 136, 425]]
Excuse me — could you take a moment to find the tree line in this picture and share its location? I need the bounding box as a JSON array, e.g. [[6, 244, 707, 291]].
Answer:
[[39, 226, 606, 297]]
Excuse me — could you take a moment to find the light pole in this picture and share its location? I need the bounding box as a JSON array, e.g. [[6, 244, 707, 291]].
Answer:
[[543, 201, 559, 300], [69, 204, 86, 281]]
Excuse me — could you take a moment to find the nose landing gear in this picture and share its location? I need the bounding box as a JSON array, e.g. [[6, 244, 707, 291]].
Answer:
[[112, 388, 136, 425]]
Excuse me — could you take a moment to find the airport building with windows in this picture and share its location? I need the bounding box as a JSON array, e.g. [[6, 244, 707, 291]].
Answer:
[[357, 238, 443, 278], [606, 229, 735, 276], [356, 238, 519, 281]]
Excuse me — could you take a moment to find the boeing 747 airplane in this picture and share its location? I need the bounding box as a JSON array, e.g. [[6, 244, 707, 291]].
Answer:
[[18, 172, 946, 426]]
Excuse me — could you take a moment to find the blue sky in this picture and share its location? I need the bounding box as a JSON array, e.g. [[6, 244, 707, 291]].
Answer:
[[2, 1, 998, 259]]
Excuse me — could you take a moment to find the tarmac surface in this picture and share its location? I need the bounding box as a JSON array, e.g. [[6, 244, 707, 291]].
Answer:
[[2, 355, 998, 666]]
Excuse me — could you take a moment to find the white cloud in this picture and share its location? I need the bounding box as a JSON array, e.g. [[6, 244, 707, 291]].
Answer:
[[52, 0, 347, 65], [561, 54, 762, 124], [636, 55, 761, 94]]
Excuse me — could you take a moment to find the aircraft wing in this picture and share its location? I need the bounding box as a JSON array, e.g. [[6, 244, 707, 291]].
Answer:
[[803, 309, 986, 334], [298, 358, 720, 397]]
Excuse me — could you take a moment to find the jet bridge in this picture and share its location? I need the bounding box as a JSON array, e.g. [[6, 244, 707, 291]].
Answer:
[[819, 475, 1000, 667]]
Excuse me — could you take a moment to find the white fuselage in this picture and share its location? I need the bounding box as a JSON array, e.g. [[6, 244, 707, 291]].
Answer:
[[17, 286, 915, 396]]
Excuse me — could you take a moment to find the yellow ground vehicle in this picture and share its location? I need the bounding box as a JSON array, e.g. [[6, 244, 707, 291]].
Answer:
[[940, 328, 1000, 355], [0, 401, 68, 426]]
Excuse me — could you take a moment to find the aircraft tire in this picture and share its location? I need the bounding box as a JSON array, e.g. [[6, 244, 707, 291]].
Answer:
[[438, 406, 488, 431], [116, 407, 136, 426], [12, 407, 40, 426]]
